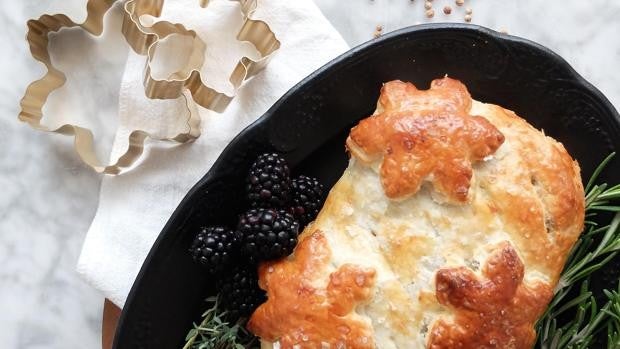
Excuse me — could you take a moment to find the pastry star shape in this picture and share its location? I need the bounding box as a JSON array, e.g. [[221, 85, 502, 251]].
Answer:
[[429, 242, 553, 348], [248, 231, 377, 348], [348, 78, 505, 203]]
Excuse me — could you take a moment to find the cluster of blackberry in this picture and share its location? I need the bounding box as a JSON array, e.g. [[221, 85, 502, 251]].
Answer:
[[189, 153, 325, 319]]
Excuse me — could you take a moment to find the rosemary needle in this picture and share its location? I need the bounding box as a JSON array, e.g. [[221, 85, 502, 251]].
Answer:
[[183, 297, 257, 349]]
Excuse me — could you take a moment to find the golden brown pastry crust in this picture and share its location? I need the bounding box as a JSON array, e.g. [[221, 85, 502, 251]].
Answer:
[[250, 78, 585, 349], [348, 79, 505, 203], [429, 242, 553, 348], [247, 231, 377, 348]]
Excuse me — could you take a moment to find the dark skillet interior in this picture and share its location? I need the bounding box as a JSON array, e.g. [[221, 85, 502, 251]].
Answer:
[[113, 24, 620, 348]]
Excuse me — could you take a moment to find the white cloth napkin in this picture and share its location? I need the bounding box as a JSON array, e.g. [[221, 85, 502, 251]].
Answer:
[[77, 0, 348, 307]]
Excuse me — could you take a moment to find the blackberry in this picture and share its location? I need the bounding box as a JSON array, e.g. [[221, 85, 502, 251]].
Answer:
[[290, 175, 325, 226], [189, 226, 239, 274], [237, 208, 300, 261], [218, 265, 266, 320], [246, 153, 291, 208]]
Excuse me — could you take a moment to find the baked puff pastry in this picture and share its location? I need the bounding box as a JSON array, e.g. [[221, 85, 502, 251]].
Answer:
[[247, 78, 585, 349]]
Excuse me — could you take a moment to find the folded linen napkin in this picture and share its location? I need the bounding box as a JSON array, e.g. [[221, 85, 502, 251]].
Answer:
[[77, 0, 348, 307]]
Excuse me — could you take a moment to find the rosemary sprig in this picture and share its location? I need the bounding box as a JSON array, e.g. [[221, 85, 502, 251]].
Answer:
[[537, 153, 620, 348], [538, 281, 607, 348], [183, 296, 257, 349], [604, 284, 620, 349]]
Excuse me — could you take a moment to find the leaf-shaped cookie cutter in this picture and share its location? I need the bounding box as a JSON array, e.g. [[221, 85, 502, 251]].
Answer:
[[18, 0, 280, 174], [124, 0, 281, 112]]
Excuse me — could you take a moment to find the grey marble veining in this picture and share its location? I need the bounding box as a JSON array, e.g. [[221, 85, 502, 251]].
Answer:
[[1, 0, 619, 348], [0, 1, 109, 348]]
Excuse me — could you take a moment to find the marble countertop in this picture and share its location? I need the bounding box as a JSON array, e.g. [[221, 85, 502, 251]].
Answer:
[[1, 0, 618, 348]]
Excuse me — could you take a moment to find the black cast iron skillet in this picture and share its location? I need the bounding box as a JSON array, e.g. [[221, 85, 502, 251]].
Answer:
[[113, 24, 620, 348]]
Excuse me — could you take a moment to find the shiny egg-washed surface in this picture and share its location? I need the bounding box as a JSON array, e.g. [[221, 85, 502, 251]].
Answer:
[[250, 78, 584, 348]]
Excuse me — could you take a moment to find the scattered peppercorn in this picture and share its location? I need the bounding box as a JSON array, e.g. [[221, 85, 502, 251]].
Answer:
[[443, 6, 452, 15], [464, 14, 472, 22], [373, 24, 383, 38], [424, 1, 433, 10], [426, 9, 435, 18], [466, 7, 473, 14], [456, 0, 464, 6]]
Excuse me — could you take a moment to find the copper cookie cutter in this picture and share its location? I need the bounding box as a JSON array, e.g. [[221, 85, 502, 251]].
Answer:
[[19, 0, 280, 174]]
